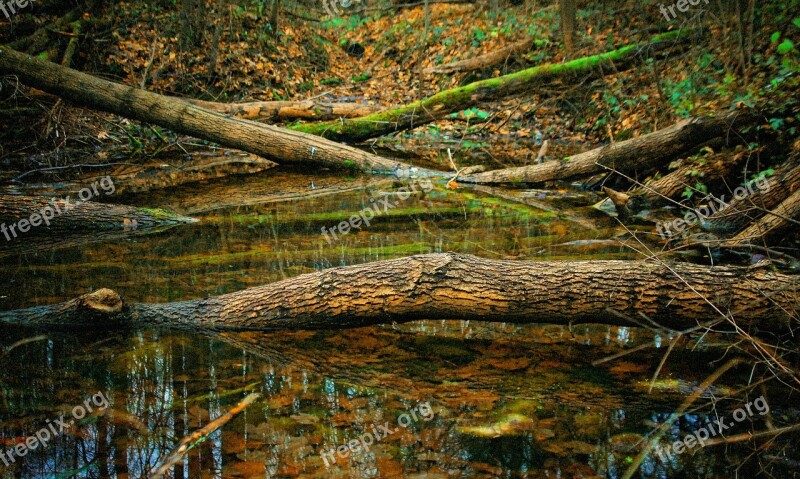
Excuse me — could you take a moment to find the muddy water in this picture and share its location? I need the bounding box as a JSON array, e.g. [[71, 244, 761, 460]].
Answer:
[[0, 168, 781, 478]]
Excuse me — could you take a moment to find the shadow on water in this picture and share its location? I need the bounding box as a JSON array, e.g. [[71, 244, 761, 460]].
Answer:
[[0, 167, 790, 478]]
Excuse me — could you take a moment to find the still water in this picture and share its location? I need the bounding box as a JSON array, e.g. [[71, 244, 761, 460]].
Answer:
[[0, 167, 786, 478]]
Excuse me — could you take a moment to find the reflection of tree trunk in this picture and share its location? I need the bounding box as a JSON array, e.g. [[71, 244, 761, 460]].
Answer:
[[1, 253, 795, 334], [461, 111, 753, 185], [0, 195, 195, 242]]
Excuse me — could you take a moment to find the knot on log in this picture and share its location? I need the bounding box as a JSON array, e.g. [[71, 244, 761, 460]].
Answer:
[[77, 288, 123, 314]]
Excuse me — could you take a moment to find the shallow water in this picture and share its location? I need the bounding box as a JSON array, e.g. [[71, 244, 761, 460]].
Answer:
[[0, 168, 784, 478]]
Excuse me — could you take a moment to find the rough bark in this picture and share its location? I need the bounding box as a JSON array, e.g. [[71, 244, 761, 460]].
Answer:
[[0, 194, 196, 243], [293, 30, 692, 142], [427, 37, 549, 74], [559, 0, 577, 57], [608, 147, 751, 220], [187, 99, 382, 121], [704, 161, 800, 235], [726, 187, 800, 246], [0, 47, 424, 175], [1, 253, 796, 334], [460, 110, 753, 186]]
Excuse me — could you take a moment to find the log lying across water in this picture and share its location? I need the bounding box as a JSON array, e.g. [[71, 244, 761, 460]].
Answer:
[[0, 253, 796, 334]]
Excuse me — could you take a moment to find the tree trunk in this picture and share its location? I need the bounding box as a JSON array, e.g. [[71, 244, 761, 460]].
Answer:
[[1, 253, 796, 334], [607, 147, 751, 220], [187, 98, 382, 121], [726, 186, 800, 246], [293, 30, 691, 142], [0, 47, 419, 175], [704, 160, 800, 235], [427, 37, 549, 74], [559, 0, 577, 57], [460, 110, 753, 185]]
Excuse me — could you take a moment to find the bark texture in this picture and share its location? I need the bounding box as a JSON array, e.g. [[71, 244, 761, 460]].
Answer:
[[705, 161, 800, 235], [1, 253, 796, 334], [187, 99, 382, 121], [461, 110, 752, 185], [0, 47, 420, 174], [427, 37, 548, 74]]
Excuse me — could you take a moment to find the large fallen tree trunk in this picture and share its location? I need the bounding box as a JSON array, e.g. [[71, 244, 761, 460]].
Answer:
[[292, 30, 691, 142], [460, 110, 753, 186], [187, 98, 382, 121], [1, 253, 796, 333], [0, 47, 424, 175]]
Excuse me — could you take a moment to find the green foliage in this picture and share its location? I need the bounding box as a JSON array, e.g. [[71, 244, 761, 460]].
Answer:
[[320, 77, 342, 85], [457, 107, 491, 120], [352, 73, 371, 82]]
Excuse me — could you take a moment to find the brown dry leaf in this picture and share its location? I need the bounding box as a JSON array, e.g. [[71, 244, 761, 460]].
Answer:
[[231, 460, 266, 478], [222, 431, 248, 454], [486, 356, 532, 371]]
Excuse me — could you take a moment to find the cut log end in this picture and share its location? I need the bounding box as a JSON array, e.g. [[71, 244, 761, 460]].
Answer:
[[77, 289, 123, 315]]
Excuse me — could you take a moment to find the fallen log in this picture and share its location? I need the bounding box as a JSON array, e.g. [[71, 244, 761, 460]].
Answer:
[[0, 47, 425, 175], [426, 37, 549, 74], [605, 147, 751, 221], [187, 98, 382, 121], [0, 253, 796, 334], [461, 110, 753, 186], [726, 186, 800, 247], [293, 30, 692, 142], [704, 160, 800, 236]]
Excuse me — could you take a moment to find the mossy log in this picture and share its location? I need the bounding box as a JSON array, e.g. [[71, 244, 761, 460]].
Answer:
[[292, 30, 691, 142], [0, 47, 425, 175], [461, 110, 753, 186], [0, 253, 796, 334]]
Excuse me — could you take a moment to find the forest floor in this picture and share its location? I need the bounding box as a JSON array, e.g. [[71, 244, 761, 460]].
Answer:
[[2, 1, 797, 176]]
